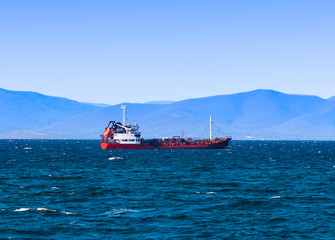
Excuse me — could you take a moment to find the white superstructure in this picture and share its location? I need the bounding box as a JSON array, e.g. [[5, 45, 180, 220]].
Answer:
[[113, 122, 141, 144], [102, 105, 142, 145]]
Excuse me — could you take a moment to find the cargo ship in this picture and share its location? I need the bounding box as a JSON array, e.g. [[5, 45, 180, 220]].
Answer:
[[100, 106, 231, 149]]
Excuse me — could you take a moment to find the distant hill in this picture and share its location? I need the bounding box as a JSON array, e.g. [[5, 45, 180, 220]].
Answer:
[[35, 89, 335, 139], [328, 96, 335, 102], [81, 102, 111, 107], [0, 88, 101, 134], [144, 101, 174, 105], [1, 88, 335, 139]]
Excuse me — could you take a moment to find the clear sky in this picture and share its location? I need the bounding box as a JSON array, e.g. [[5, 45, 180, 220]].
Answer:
[[1, 0, 334, 104]]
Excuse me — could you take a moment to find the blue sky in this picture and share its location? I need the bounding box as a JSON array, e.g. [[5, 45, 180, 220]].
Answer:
[[1, 0, 334, 104]]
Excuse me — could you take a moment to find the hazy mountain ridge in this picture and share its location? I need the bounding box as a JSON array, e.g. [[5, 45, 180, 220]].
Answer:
[[1, 88, 335, 139], [0, 88, 101, 133]]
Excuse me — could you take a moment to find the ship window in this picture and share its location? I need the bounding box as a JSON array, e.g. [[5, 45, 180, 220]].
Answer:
[[130, 139, 135, 142], [123, 139, 128, 142]]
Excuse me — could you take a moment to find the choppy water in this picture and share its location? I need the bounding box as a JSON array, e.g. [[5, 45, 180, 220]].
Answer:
[[1, 140, 335, 239]]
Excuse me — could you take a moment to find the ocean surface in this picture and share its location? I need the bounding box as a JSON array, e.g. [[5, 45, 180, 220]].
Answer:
[[1, 140, 335, 239]]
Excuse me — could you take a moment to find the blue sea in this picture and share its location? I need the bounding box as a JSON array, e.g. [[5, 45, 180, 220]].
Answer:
[[1, 140, 335, 239]]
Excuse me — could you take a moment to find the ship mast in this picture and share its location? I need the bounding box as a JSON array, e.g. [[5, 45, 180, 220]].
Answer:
[[210, 115, 212, 141], [121, 105, 127, 125]]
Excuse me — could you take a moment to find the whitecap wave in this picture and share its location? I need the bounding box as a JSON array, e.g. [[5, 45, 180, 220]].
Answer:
[[36, 208, 73, 214], [61, 211, 73, 215], [270, 196, 281, 199], [36, 208, 57, 212], [13, 207, 74, 215], [14, 208, 30, 212], [108, 156, 123, 160], [108, 208, 139, 216]]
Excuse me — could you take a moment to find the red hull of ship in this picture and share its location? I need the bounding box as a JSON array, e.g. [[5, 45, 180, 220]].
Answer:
[[101, 142, 154, 149], [101, 138, 231, 150]]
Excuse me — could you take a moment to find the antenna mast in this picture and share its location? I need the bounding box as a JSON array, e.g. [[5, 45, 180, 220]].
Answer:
[[210, 115, 212, 141], [121, 105, 127, 125]]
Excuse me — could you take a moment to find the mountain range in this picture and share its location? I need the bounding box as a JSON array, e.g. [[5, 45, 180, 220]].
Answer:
[[1, 87, 335, 140]]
